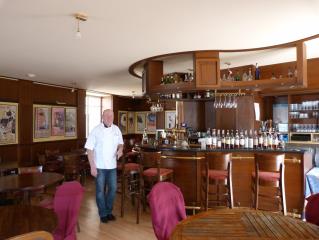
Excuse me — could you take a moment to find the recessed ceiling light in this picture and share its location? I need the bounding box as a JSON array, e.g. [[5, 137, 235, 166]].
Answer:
[[27, 73, 36, 78]]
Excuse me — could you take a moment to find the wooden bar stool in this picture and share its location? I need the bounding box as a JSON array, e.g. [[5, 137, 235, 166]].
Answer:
[[252, 153, 287, 216], [140, 151, 174, 210], [117, 151, 141, 224], [202, 152, 233, 210]]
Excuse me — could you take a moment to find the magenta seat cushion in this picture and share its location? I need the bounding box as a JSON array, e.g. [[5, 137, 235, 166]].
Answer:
[[252, 171, 280, 181], [143, 168, 173, 177], [305, 193, 319, 226]]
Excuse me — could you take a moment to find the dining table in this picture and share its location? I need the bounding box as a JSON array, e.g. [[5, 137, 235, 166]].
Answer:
[[0, 205, 57, 239], [170, 208, 319, 239], [0, 172, 64, 204]]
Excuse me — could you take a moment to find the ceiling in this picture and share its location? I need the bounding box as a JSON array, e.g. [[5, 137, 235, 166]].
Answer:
[[0, 0, 318, 96]]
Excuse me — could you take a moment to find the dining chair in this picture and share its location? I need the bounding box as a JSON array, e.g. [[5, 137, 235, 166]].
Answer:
[[63, 154, 85, 185], [148, 182, 186, 240], [53, 181, 84, 240], [7, 231, 53, 240], [305, 193, 319, 226]]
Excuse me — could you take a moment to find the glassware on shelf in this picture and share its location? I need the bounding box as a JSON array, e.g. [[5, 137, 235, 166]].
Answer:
[[247, 68, 253, 81], [242, 72, 248, 81]]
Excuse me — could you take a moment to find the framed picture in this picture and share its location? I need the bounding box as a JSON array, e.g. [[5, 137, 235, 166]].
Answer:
[[146, 112, 156, 133], [34, 106, 51, 138], [135, 112, 146, 133], [0, 102, 18, 145], [118, 111, 127, 134], [51, 107, 65, 136], [165, 110, 176, 129], [65, 107, 77, 137], [127, 111, 135, 134]]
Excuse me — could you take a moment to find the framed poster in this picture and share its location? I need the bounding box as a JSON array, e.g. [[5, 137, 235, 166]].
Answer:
[[146, 112, 156, 133], [34, 106, 51, 138], [118, 111, 127, 134], [65, 107, 77, 137], [127, 111, 135, 134], [52, 107, 65, 136], [135, 112, 146, 133], [0, 102, 18, 145], [165, 110, 176, 129]]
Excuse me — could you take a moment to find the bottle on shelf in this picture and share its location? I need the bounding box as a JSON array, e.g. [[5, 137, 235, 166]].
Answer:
[[253, 130, 259, 149], [221, 130, 226, 148], [248, 129, 254, 149], [263, 132, 268, 149], [258, 130, 264, 149], [268, 131, 273, 149], [206, 128, 212, 148], [288, 67, 293, 78], [230, 130, 235, 149], [239, 130, 245, 149], [273, 131, 279, 149], [235, 71, 241, 81], [225, 130, 231, 149], [235, 130, 240, 149], [212, 129, 217, 149], [294, 66, 298, 78], [271, 72, 276, 80], [242, 72, 248, 81], [255, 63, 260, 80], [248, 68, 253, 81], [217, 129, 222, 149], [244, 130, 249, 149], [142, 128, 148, 145]]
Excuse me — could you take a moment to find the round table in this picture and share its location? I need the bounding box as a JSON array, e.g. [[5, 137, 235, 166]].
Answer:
[[0, 205, 57, 239], [0, 172, 64, 203], [171, 208, 319, 239]]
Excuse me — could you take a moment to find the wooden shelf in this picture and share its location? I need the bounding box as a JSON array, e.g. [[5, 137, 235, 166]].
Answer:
[[220, 77, 298, 89], [149, 81, 195, 93]]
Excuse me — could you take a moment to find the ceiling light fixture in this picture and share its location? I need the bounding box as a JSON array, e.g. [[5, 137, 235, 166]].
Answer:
[[74, 12, 88, 39]]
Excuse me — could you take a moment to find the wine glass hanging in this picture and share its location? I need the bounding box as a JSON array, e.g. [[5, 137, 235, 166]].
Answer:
[[212, 90, 244, 109]]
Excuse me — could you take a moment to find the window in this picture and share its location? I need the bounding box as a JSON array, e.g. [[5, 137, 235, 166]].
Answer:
[[85, 92, 112, 137]]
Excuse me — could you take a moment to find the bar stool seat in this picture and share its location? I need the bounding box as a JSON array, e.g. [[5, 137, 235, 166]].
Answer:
[[252, 171, 280, 181], [208, 170, 228, 180], [117, 162, 140, 172], [143, 168, 173, 178]]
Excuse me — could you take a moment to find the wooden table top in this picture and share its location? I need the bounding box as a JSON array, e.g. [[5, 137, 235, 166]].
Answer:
[[170, 208, 319, 240], [0, 172, 64, 193], [0, 205, 57, 239]]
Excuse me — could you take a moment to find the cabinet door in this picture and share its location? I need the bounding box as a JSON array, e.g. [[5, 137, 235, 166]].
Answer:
[[195, 58, 220, 88]]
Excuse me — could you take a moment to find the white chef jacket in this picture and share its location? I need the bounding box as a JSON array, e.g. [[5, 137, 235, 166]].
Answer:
[[85, 123, 124, 169]]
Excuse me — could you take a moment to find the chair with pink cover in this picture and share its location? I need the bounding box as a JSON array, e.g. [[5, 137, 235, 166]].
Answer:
[[148, 182, 186, 240], [305, 193, 319, 226], [53, 181, 84, 240]]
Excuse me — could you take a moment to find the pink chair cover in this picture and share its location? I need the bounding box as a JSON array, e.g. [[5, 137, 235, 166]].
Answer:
[[148, 182, 186, 240], [53, 181, 84, 240], [305, 193, 319, 226]]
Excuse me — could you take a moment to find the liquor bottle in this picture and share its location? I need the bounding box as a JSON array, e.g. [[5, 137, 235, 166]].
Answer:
[[247, 68, 253, 81], [253, 130, 259, 149], [212, 129, 217, 149], [206, 128, 212, 148], [242, 72, 248, 81], [294, 66, 298, 78], [235, 71, 241, 81], [230, 130, 235, 149], [239, 130, 245, 149], [263, 132, 268, 149], [235, 130, 240, 149], [244, 130, 249, 149], [248, 129, 254, 149], [268, 131, 273, 149], [255, 63, 260, 80], [273, 131, 279, 149], [221, 130, 226, 149], [142, 128, 148, 145], [258, 130, 264, 149], [217, 129, 222, 149], [225, 130, 231, 149]]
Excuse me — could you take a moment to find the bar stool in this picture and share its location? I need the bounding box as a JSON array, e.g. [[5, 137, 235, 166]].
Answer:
[[202, 152, 233, 210], [117, 151, 141, 224], [140, 151, 174, 210], [252, 153, 287, 215]]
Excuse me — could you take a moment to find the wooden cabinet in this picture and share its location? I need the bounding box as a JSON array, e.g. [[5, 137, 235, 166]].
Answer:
[[195, 58, 219, 88]]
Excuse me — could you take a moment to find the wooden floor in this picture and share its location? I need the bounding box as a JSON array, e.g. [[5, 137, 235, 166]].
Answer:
[[77, 177, 156, 240]]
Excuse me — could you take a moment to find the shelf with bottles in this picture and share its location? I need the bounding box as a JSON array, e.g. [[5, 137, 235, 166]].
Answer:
[[220, 62, 299, 89], [289, 132, 319, 144]]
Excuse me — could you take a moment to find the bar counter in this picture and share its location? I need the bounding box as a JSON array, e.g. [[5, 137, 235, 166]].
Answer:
[[141, 145, 313, 216]]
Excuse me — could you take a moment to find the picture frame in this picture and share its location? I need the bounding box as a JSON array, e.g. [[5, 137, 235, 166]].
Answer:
[[34, 106, 51, 139], [0, 102, 18, 145], [118, 111, 127, 135], [146, 112, 156, 133], [165, 110, 176, 129], [135, 112, 146, 133], [65, 107, 77, 137], [127, 111, 135, 134], [51, 107, 65, 136]]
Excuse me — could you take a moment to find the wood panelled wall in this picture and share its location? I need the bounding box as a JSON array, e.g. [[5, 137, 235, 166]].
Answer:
[[0, 78, 86, 166]]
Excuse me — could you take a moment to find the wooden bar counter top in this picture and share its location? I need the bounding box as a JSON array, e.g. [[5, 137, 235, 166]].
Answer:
[[141, 145, 313, 216]]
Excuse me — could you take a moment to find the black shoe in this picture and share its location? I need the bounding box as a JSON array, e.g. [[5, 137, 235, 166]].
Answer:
[[107, 214, 116, 221], [100, 216, 108, 223]]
